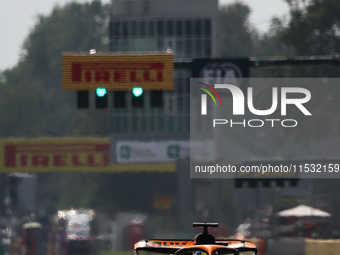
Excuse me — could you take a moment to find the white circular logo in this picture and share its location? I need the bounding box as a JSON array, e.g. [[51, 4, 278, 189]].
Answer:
[[199, 62, 243, 87]]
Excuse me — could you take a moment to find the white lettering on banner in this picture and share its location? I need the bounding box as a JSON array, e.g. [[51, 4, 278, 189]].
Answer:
[[115, 141, 190, 163], [213, 84, 312, 116], [201, 84, 312, 117], [212, 119, 299, 128], [115, 141, 216, 163]]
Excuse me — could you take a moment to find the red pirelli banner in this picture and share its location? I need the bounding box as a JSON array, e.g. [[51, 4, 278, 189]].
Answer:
[[62, 53, 174, 91], [0, 138, 175, 173]]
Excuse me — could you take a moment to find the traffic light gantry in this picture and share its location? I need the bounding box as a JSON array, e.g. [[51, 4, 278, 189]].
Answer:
[[62, 52, 174, 110], [77, 88, 163, 109]]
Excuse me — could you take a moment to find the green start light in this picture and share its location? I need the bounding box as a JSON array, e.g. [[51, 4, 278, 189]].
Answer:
[[96, 88, 107, 97], [132, 87, 143, 97]]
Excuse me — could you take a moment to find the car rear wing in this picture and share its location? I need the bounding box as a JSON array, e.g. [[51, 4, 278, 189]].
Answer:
[[134, 239, 195, 255], [134, 239, 257, 255]]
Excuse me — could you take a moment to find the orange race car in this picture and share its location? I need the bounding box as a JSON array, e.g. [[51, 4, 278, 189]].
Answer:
[[134, 222, 257, 255]]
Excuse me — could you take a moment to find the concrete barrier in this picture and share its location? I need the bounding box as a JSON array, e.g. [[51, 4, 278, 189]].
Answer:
[[306, 239, 340, 255], [266, 238, 305, 255], [227, 237, 340, 255]]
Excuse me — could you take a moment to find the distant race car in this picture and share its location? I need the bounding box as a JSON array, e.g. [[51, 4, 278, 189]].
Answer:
[[134, 222, 257, 255]]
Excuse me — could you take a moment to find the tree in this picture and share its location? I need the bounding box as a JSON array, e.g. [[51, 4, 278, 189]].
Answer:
[[219, 2, 255, 57], [0, 1, 111, 215], [0, 0, 110, 138]]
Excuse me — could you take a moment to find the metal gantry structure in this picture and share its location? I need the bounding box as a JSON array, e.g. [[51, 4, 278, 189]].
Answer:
[[174, 54, 340, 69]]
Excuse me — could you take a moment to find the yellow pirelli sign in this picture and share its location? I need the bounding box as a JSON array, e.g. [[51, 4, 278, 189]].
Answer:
[[62, 53, 174, 91], [0, 137, 176, 173]]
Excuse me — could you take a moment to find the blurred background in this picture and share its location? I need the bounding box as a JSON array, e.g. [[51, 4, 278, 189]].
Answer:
[[1, 0, 340, 255]]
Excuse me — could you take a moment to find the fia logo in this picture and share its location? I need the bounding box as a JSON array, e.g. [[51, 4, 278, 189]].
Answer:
[[200, 62, 243, 87]]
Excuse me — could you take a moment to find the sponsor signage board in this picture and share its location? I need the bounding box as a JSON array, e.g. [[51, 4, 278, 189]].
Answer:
[[0, 138, 175, 173], [115, 141, 189, 163], [114, 140, 215, 163], [62, 53, 174, 91]]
